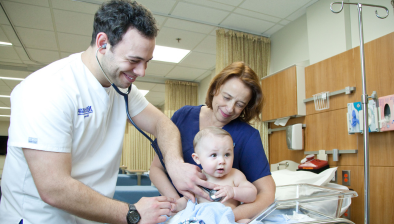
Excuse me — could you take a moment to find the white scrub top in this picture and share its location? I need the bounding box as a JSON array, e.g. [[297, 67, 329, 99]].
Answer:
[[0, 53, 149, 224]]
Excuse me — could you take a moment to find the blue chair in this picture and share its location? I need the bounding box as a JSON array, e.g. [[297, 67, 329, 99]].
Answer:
[[113, 186, 160, 204], [116, 174, 138, 186], [116, 174, 151, 186]]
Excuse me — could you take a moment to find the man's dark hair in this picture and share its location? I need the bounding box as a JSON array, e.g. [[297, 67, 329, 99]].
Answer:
[[90, 0, 158, 47]]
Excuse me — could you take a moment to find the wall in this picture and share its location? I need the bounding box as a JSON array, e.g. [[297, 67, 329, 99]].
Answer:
[[198, 70, 215, 105], [269, 32, 394, 223], [270, 14, 310, 74], [270, 0, 394, 74], [349, 0, 394, 48], [0, 121, 9, 135], [0, 121, 9, 176]]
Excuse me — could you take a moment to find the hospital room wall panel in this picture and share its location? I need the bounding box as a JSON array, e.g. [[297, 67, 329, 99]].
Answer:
[[360, 131, 394, 167], [269, 32, 394, 223], [362, 32, 394, 97], [268, 117, 305, 165], [304, 110, 358, 164], [335, 165, 364, 224], [370, 167, 394, 223], [268, 130, 305, 166], [304, 113, 320, 151], [325, 109, 361, 166], [352, 32, 394, 101], [261, 66, 298, 121], [319, 110, 334, 150], [305, 49, 358, 116]]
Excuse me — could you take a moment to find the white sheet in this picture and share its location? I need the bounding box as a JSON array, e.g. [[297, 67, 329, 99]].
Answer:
[[272, 167, 337, 187], [271, 167, 351, 216]]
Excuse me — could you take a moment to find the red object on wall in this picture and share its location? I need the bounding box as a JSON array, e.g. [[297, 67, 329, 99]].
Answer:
[[298, 155, 329, 170]]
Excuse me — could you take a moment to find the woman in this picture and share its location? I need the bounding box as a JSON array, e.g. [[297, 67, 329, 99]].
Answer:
[[150, 61, 275, 221]]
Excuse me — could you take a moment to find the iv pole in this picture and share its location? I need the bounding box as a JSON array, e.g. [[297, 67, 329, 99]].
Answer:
[[330, 2, 389, 224]]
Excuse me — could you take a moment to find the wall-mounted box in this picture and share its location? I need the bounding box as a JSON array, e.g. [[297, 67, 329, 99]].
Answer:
[[261, 65, 306, 122], [286, 123, 304, 150], [347, 100, 379, 134], [378, 94, 394, 132]]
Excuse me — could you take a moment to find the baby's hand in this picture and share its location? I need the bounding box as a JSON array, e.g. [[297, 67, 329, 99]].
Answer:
[[214, 185, 234, 203]]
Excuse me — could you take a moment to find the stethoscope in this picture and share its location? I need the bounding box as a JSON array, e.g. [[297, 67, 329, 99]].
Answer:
[[95, 43, 166, 170], [96, 44, 221, 202], [200, 186, 223, 202]]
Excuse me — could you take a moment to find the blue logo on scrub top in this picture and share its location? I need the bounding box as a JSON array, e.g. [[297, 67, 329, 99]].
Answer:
[[78, 106, 93, 118], [28, 137, 37, 144]]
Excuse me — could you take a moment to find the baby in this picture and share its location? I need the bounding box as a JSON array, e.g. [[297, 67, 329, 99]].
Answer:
[[173, 126, 257, 223]]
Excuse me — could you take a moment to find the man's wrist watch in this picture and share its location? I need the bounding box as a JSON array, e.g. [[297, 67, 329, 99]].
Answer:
[[126, 204, 140, 224]]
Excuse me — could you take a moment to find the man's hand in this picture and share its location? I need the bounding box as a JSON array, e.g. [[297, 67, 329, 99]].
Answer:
[[134, 196, 175, 224], [166, 162, 216, 203], [214, 185, 235, 203]]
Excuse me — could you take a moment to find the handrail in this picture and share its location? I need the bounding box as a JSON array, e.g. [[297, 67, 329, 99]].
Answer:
[[303, 86, 355, 103]]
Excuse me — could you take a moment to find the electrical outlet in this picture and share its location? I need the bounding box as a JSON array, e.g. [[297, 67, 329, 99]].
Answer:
[[342, 170, 351, 186], [342, 206, 351, 219]]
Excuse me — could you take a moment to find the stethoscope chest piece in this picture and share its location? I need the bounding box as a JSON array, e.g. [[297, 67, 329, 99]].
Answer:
[[200, 186, 223, 202]]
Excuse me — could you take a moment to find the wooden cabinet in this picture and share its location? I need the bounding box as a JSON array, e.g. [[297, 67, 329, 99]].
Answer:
[[261, 65, 306, 122]]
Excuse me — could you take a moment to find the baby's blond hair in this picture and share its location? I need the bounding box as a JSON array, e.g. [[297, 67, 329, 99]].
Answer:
[[193, 126, 232, 152]]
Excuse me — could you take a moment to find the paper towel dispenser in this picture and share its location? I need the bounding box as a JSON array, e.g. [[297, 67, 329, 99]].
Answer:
[[286, 123, 304, 150]]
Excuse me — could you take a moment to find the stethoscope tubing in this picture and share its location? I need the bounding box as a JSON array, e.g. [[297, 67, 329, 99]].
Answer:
[[95, 47, 166, 170]]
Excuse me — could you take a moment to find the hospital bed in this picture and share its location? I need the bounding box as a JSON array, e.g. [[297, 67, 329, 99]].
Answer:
[[248, 160, 357, 224]]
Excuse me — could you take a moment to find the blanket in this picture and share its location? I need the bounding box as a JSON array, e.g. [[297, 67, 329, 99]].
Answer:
[[165, 200, 237, 224]]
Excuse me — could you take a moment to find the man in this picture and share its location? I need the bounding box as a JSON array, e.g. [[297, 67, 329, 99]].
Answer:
[[0, 1, 214, 223]]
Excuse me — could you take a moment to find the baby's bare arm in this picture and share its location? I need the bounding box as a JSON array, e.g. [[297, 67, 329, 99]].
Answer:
[[231, 169, 257, 203], [214, 169, 257, 203]]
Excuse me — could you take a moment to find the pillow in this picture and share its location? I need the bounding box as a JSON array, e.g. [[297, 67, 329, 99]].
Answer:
[[272, 167, 337, 187]]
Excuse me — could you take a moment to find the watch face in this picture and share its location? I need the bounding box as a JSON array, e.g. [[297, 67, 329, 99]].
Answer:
[[127, 210, 140, 223]]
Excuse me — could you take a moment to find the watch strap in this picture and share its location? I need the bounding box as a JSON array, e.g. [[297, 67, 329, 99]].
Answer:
[[126, 204, 140, 224], [129, 204, 137, 211]]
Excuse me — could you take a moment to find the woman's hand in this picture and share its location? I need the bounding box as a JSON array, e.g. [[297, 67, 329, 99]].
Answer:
[[214, 185, 235, 203]]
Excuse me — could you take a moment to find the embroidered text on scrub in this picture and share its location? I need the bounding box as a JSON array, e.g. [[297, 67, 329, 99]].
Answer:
[[77, 106, 93, 118]]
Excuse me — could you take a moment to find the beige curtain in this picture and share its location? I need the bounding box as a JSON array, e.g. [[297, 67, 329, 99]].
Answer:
[[216, 28, 271, 160], [121, 122, 156, 171], [164, 80, 198, 118], [120, 81, 199, 171]]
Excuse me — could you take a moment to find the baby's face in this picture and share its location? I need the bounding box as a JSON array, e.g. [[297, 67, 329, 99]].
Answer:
[[194, 135, 234, 178]]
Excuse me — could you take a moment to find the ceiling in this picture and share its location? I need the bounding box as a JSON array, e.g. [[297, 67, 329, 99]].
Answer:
[[0, 0, 319, 121]]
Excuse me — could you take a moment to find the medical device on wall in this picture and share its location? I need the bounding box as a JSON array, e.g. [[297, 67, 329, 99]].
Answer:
[[347, 97, 380, 134], [347, 102, 362, 134], [95, 44, 166, 169], [378, 94, 394, 132], [286, 123, 304, 150], [298, 155, 329, 174]]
